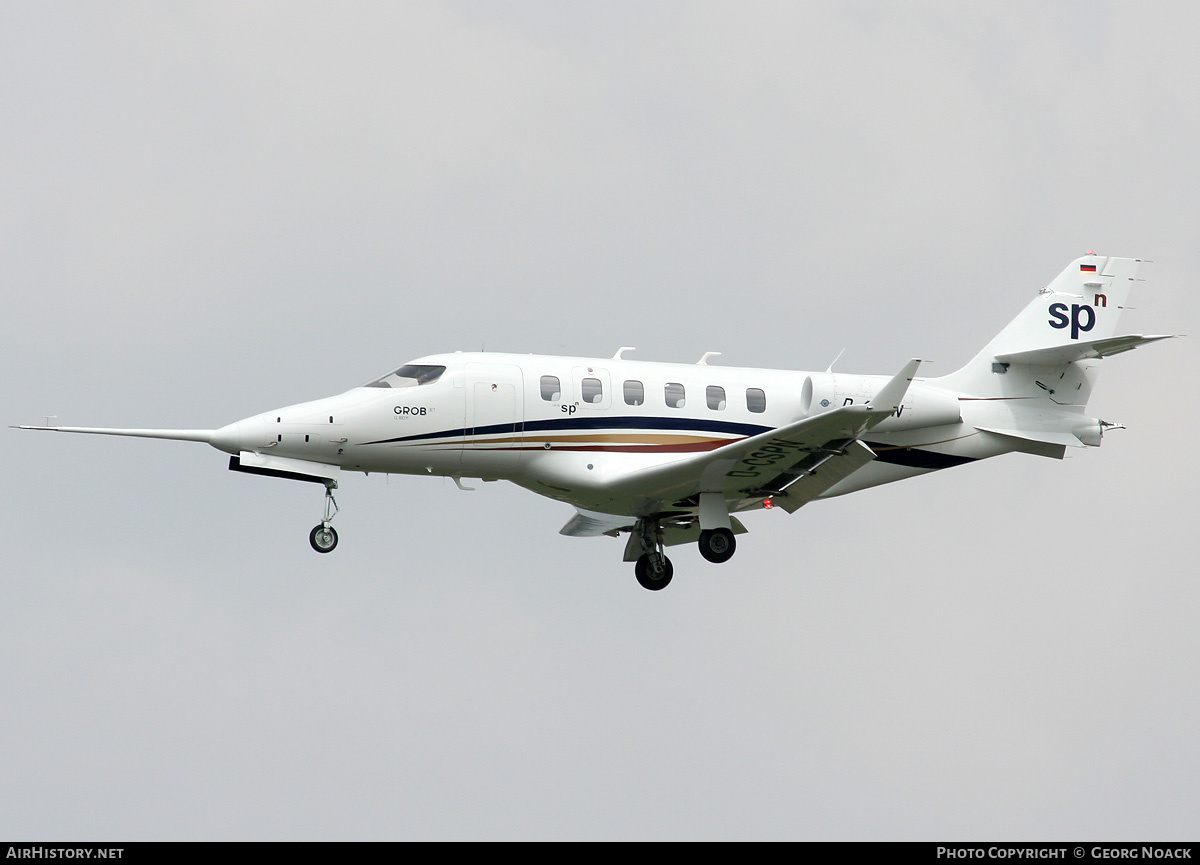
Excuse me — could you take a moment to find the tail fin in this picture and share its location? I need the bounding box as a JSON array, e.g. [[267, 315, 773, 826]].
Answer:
[[935, 254, 1150, 406]]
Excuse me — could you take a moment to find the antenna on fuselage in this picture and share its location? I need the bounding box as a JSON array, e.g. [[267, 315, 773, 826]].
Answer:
[[697, 352, 721, 365], [613, 346, 637, 360], [825, 349, 845, 373]]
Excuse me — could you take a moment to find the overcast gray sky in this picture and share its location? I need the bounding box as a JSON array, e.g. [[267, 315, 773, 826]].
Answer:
[[3, 1, 1197, 841]]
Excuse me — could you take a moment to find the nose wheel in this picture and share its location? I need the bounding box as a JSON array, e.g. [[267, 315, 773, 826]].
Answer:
[[309, 523, 338, 553], [309, 482, 340, 554]]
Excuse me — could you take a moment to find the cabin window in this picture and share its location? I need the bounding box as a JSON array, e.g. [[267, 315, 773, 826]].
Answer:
[[746, 387, 767, 413], [581, 377, 603, 404], [364, 364, 446, 389], [540, 375, 561, 401], [706, 385, 726, 411], [664, 382, 686, 409], [623, 380, 644, 406]]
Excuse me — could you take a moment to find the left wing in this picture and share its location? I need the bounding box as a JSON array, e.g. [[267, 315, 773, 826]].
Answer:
[[559, 509, 630, 538], [559, 507, 748, 548]]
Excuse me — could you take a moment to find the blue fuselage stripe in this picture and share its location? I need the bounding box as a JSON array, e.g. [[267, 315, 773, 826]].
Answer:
[[362, 415, 774, 446]]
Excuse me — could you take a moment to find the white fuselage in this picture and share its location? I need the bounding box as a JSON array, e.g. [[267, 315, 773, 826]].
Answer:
[[210, 351, 1012, 519], [16, 255, 1159, 586]]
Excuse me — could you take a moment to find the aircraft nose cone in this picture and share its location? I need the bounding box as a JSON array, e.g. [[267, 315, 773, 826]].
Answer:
[[208, 421, 243, 455], [209, 417, 268, 455]]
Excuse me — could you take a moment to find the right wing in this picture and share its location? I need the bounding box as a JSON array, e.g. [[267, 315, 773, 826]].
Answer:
[[603, 359, 923, 511]]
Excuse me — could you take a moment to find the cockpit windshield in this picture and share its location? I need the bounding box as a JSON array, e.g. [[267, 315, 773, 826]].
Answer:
[[363, 364, 446, 389]]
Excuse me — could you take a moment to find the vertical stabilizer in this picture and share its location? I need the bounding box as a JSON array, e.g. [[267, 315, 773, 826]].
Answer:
[[935, 254, 1143, 404]]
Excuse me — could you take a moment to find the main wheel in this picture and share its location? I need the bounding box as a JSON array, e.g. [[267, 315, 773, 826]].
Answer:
[[698, 527, 736, 563], [309, 524, 339, 553], [635, 553, 674, 591]]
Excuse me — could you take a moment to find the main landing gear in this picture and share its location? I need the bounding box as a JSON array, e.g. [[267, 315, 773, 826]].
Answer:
[[698, 527, 736, 564], [633, 526, 735, 589], [632, 517, 673, 591], [308, 481, 339, 554], [635, 551, 674, 591], [630, 500, 740, 590]]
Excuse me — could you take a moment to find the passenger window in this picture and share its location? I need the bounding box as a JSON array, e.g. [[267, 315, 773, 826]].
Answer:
[[540, 375, 561, 401], [624, 380, 644, 406], [746, 387, 767, 413], [581, 377, 603, 404], [665, 382, 686, 409], [706, 385, 726, 411]]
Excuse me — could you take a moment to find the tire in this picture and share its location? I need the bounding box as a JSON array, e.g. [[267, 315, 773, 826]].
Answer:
[[698, 527, 735, 564], [309, 524, 339, 553], [635, 553, 673, 590]]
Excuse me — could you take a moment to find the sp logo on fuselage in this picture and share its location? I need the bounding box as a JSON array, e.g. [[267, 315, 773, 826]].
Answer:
[[1048, 302, 1096, 340]]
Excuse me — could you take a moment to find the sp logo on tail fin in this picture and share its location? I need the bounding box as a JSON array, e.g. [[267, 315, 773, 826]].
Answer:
[[1048, 302, 1096, 339]]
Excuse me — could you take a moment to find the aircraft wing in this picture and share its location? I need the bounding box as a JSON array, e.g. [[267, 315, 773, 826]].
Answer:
[[559, 507, 750, 553], [605, 403, 879, 507], [606, 360, 922, 513], [559, 509, 630, 537]]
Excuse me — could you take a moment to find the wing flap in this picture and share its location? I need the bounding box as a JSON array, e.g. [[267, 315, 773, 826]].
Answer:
[[770, 440, 878, 513]]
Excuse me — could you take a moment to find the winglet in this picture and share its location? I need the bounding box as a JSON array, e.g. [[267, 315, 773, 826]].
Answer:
[[866, 359, 922, 427]]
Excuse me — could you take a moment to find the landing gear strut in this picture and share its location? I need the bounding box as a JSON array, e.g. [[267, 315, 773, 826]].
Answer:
[[309, 481, 339, 554], [633, 517, 673, 590], [696, 492, 736, 564]]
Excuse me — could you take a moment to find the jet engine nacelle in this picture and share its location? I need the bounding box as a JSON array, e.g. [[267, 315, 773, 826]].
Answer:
[[801, 373, 962, 432]]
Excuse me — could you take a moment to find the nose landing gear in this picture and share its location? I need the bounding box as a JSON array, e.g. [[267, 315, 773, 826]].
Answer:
[[308, 481, 340, 553]]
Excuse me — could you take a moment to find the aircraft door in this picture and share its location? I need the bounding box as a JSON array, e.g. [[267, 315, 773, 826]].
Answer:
[[464, 363, 525, 473]]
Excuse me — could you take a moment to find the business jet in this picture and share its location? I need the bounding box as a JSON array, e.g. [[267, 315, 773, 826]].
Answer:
[[15, 254, 1176, 590]]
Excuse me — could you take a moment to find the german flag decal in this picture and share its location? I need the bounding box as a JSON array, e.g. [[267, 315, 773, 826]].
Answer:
[[1080, 264, 1097, 272]]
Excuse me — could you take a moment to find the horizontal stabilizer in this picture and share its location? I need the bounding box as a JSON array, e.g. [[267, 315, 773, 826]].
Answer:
[[994, 334, 1179, 365], [976, 426, 1085, 448]]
